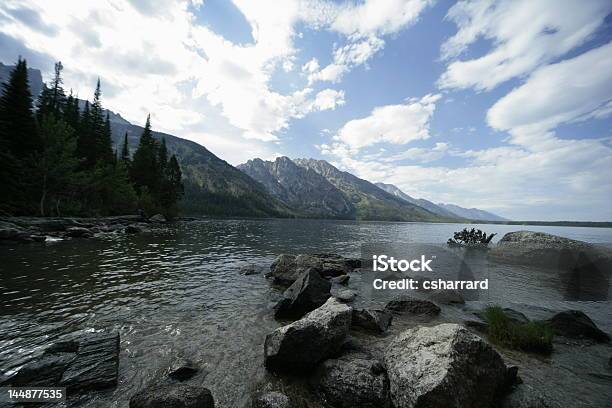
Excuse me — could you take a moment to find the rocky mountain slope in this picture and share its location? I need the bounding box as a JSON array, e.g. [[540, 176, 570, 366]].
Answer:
[[291, 159, 445, 222], [237, 157, 353, 219]]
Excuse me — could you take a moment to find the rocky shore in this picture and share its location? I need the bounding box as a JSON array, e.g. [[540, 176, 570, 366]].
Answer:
[[0, 214, 169, 244], [2, 230, 611, 407]]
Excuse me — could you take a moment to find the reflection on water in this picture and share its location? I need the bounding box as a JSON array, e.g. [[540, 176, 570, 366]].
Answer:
[[0, 219, 611, 407]]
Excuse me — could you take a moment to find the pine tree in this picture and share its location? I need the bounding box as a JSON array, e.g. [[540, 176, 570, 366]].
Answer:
[[0, 57, 39, 159], [160, 154, 184, 217], [158, 137, 168, 171], [35, 115, 80, 216], [121, 132, 130, 162], [130, 114, 159, 198], [63, 90, 80, 132], [101, 111, 114, 163], [77, 100, 94, 167]]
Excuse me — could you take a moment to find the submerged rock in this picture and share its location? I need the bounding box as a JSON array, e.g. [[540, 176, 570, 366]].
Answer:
[[330, 274, 350, 285], [130, 384, 214, 408], [310, 351, 390, 408], [332, 288, 357, 303], [384, 296, 440, 316], [65, 226, 94, 238], [546, 310, 609, 342], [384, 323, 508, 408], [274, 268, 331, 319], [501, 385, 558, 408], [252, 391, 292, 408], [352, 308, 392, 333], [241, 264, 265, 275], [167, 358, 199, 381], [265, 298, 352, 373], [6, 332, 119, 392], [149, 213, 167, 223]]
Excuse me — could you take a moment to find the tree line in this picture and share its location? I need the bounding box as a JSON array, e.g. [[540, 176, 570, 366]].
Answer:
[[0, 58, 183, 218]]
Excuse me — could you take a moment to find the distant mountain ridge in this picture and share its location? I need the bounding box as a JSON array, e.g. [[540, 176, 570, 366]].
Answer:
[[239, 157, 446, 221], [237, 157, 353, 219], [375, 182, 508, 221]]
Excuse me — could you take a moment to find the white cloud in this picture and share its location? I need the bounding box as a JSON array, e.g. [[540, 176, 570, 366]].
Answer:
[[487, 41, 612, 146], [379, 142, 449, 163], [439, 0, 612, 91], [335, 93, 441, 150]]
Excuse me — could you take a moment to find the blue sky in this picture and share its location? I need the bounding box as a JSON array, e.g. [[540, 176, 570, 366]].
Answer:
[[0, 0, 611, 221]]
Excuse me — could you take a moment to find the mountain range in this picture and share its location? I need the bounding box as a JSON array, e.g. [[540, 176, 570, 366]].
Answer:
[[375, 183, 507, 221], [1, 62, 507, 222]]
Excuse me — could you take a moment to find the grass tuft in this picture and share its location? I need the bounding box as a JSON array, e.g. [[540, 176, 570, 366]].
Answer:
[[482, 306, 553, 354]]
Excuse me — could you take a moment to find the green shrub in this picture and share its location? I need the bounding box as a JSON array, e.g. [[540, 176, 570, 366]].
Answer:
[[482, 306, 553, 354]]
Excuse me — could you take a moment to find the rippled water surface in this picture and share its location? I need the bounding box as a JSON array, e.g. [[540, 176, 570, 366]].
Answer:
[[1, 219, 611, 407]]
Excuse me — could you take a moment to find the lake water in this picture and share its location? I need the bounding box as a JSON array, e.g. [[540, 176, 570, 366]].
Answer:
[[1, 219, 611, 407]]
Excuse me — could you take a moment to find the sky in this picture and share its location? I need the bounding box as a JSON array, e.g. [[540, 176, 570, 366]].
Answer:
[[0, 0, 611, 221]]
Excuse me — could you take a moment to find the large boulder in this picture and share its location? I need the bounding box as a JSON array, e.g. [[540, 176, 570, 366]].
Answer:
[[149, 213, 167, 223], [384, 296, 441, 316], [269, 254, 360, 285], [130, 384, 214, 408], [269, 254, 300, 285], [264, 298, 352, 373], [274, 268, 331, 319], [65, 226, 94, 238], [6, 332, 119, 392], [384, 323, 508, 408], [546, 310, 609, 342], [310, 351, 390, 408], [352, 308, 392, 333]]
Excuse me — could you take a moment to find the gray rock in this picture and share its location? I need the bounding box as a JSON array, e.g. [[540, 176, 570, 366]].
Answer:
[[274, 268, 331, 319], [241, 264, 265, 275], [384, 323, 507, 408], [168, 359, 199, 381], [310, 351, 390, 408], [149, 213, 167, 223], [125, 224, 147, 234], [546, 310, 609, 342], [130, 384, 214, 408], [265, 298, 352, 373], [384, 296, 440, 316], [352, 308, 392, 333], [332, 288, 357, 303], [269, 254, 301, 285], [252, 391, 292, 408], [65, 226, 93, 238], [330, 274, 350, 285], [7, 332, 119, 392]]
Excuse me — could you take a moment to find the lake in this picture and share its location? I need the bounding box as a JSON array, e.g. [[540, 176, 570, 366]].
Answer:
[[1, 219, 611, 407]]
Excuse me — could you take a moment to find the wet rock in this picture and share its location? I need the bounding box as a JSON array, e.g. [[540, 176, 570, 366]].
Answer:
[[265, 298, 352, 373], [310, 351, 390, 408], [7, 332, 119, 392], [352, 308, 392, 333], [130, 384, 214, 408], [384, 296, 441, 316], [384, 323, 507, 408], [168, 359, 199, 381], [269, 253, 360, 285], [125, 224, 147, 234], [65, 226, 94, 238], [332, 288, 356, 303], [463, 318, 489, 333], [274, 268, 331, 319], [330, 274, 350, 285], [149, 213, 167, 223], [252, 391, 292, 408], [269, 254, 300, 285], [427, 289, 465, 305], [546, 310, 609, 342], [241, 264, 265, 275]]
